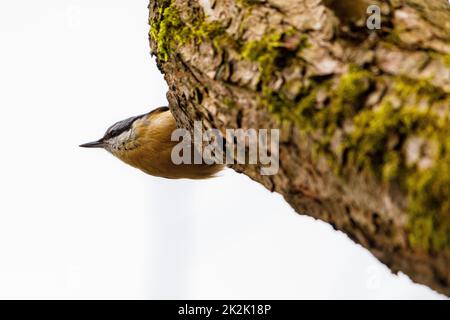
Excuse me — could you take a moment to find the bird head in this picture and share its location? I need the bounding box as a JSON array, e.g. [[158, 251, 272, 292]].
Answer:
[[80, 112, 150, 154]]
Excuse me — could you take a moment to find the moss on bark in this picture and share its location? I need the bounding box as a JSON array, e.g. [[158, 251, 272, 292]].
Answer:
[[149, 0, 450, 295]]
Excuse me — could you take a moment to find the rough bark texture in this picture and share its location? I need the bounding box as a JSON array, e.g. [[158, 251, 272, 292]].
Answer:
[[148, 0, 450, 295]]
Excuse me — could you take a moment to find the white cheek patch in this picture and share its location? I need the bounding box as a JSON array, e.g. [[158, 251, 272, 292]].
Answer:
[[107, 129, 136, 151]]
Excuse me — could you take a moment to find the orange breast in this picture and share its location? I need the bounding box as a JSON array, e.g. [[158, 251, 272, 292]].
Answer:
[[113, 111, 223, 179]]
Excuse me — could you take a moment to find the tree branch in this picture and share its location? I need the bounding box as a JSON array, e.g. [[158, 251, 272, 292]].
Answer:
[[148, 0, 450, 295]]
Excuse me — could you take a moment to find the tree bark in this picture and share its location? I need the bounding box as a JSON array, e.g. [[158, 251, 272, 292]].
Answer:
[[148, 0, 450, 295]]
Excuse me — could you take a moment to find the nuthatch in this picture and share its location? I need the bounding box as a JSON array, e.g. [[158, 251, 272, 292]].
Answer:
[[80, 107, 223, 179]]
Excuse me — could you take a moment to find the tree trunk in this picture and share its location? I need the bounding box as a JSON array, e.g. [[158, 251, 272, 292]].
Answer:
[[148, 0, 450, 295]]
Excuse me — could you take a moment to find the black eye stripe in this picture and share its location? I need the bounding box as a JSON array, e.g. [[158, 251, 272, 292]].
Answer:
[[103, 114, 147, 140], [102, 107, 169, 141]]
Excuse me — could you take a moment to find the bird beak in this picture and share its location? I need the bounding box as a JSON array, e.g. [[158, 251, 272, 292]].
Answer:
[[79, 140, 105, 148]]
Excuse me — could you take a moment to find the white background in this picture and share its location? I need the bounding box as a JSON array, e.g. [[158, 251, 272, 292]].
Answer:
[[0, 0, 445, 299]]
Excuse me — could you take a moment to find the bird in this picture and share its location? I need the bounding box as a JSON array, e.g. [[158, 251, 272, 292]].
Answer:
[[80, 106, 223, 179]]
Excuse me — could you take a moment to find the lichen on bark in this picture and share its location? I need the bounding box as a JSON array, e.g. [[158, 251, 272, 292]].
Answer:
[[149, 0, 450, 295]]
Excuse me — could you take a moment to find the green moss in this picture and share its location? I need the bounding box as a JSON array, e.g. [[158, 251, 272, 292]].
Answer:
[[269, 67, 450, 252], [223, 97, 237, 108], [150, 2, 450, 252], [347, 102, 426, 178], [323, 68, 373, 133], [236, 0, 263, 6], [341, 78, 450, 251], [150, 0, 225, 61], [282, 68, 371, 153], [385, 32, 402, 47], [443, 54, 450, 68], [407, 158, 450, 251], [294, 84, 327, 130], [394, 76, 446, 102], [242, 32, 284, 66], [240, 30, 308, 119], [241, 30, 307, 76], [334, 69, 373, 108]]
